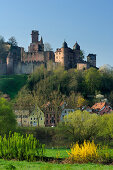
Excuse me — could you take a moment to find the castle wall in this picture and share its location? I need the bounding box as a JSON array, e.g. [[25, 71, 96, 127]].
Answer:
[[0, 63, 7, 75], [13, 61, 44, 75]]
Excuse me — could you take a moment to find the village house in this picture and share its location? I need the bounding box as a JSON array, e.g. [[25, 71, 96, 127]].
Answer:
[[42, 102, 61, 127], [91, 102, 112, 115], [29, 108, 45, 127], [60, 101, 75, 121], [14, 106, 45, 127], [14, 110, 30, 126]]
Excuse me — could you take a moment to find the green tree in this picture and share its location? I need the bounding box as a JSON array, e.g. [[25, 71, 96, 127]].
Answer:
[[84, 68, 101, 95], [64, 110, 99, 142], [0, 98, 16, 135]]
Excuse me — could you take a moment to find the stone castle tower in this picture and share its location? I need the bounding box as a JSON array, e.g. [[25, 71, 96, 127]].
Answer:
[[55, 41, 81, 69]]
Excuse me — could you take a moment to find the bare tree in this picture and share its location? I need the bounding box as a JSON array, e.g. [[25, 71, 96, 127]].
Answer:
[[44, 42, 53, 51], [8, 36, 17, 46]]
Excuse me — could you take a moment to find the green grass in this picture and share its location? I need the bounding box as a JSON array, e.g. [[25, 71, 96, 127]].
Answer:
[[0, 149, 113, 169], [0, 75, 28, 99], [0, 159, 113, 170], [45, 148, 69, 158]]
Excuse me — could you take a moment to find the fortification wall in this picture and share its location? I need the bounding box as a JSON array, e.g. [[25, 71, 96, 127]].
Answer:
[[13, 61, 44, 75], [0, 63, 7, 75]]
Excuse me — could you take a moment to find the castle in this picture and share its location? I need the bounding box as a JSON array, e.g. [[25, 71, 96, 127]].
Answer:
[[0, 30, 96, 75]]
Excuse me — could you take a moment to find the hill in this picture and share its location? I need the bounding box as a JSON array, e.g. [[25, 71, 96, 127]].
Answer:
[[0, 75, 28, 99]]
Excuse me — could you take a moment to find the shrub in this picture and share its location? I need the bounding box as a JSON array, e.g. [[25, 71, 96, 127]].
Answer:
[[67, 140, 98, 163], [0, 132, 45, 161]]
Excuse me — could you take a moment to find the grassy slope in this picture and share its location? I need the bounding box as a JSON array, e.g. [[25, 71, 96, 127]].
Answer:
[[0, 160, 113, 170], [0, 75, 28, 99]]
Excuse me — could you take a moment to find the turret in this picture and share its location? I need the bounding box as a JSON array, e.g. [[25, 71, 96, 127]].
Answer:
[[73, 41, 80, 50], [40, 36, 43, 44], [87, 54, 96, 67], [31, 30, 39, 43]]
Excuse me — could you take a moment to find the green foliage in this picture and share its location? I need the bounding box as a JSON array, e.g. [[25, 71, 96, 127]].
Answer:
[[0, 132, 45, 161], [0, 75, 28, 99], [64, 110, 100, 143], [84, 68, 101, 95], [15, 65, 113, 107], [0, 98, 16, 135]]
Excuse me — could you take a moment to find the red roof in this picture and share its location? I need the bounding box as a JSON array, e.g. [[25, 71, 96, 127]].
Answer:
[[91, 102, 106, 111]]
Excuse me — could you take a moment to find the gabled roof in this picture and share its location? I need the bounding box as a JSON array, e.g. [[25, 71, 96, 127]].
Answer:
[[91, 102, 106, 111]]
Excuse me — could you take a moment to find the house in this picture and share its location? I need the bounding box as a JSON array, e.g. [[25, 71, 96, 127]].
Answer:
[[42, 102, 61, 127], [29, 107, 45, 127], [91, 102, 112, 115], [60, 109, 75, 121], [14, 110, 30, 126], [60, 101, 75, 121], [14, 106, 45, 127]]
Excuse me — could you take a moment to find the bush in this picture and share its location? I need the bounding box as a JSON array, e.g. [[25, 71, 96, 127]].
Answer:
[[67, 140, 113, 164], [67, 140, 98, 163], [0, 132, 45, 161], [0, 98, 16, 136]]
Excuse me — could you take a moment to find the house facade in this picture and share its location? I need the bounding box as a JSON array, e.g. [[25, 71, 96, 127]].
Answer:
[[29, 108, 45, 127], [42, 102, 61, 127], [14, 107, 45, 127]]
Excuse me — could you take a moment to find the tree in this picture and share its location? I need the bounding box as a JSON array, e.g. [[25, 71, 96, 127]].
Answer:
[[80, 50, 85, 60], [0, 98, 16, 135], [76, 93, 86, 109], [8, 36, 17, 46], [84, 68, 101, 95], [44, 42, 53, 51], [0, 36, 8, 60], [64, 110, 100, 142]]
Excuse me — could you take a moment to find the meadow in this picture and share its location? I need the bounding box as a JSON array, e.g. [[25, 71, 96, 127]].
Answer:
[[0, 160, 113, 170], [0, 75, 28, 99]]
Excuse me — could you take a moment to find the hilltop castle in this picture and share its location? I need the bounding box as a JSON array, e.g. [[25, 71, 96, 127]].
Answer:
[[0, 30, 96, 75]]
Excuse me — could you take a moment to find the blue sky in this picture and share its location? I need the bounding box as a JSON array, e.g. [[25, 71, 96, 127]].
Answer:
[[0, 0, 113, 67]]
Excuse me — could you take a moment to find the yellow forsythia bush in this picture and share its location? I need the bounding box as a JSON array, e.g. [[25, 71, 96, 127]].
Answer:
[[67, 140, 99, 163]]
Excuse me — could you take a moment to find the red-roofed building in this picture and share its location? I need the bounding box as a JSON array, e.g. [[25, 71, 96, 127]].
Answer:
[[91, 102, 112, 115]]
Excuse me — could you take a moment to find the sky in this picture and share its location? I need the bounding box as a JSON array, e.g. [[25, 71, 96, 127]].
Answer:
[[0, 0, 113, 67]]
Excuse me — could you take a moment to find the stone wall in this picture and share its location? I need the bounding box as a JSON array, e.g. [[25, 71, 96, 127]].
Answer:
[[13, 61, 44, 75], [0, 63, 7, 75]]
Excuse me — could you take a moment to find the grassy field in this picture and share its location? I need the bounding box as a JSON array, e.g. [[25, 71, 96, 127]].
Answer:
[[0, 159, 113, 170], [0, 149, 113, 169], [45, 148, 70, 158], [0, 75, 28, 99]]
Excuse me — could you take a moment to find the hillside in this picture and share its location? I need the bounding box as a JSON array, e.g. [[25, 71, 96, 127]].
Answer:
[[0, 75, 28, 99]]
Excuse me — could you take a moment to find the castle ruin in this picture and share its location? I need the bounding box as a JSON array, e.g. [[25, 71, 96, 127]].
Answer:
[[0, 30, 96, 75]]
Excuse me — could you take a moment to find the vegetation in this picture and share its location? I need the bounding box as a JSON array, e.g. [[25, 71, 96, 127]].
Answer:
[[1, 159, 113, 170], [0, 74, 28, 99], [13, 65, 113, 110], [67, 140, 98, 163], [0, 98, 16, 136], [0, 132, 45, 161]]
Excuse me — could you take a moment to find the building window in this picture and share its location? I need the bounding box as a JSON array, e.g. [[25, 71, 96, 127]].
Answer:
[[54, 120, 55, 124], [34, 118, 35, 120], [46, 114, 48, 118], [30, 121, 32, 124], [41, 117, 42, 120], [50, 120, 51, 123], [34, 121, 35, 123], [31, 118, 32, 120], [46, 120, 48, 124]]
